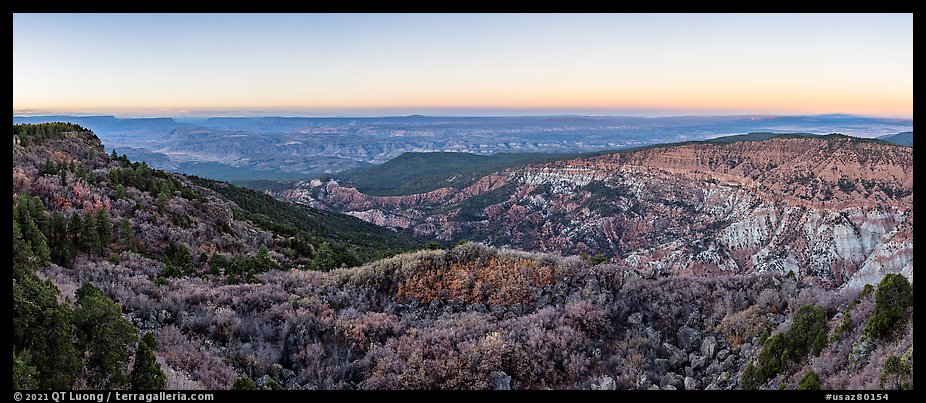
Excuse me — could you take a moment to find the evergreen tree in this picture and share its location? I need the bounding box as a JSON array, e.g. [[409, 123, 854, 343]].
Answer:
[[115, 184, 126, 200], [253, 245, 278, 272], [42, 158, 56, 175], [157, 191, 169, 212], [14, 200, 50, 266], [75, 163, 86, 181], [96, 209, 112, 256], [130, 333, 165, 390], [68, 212, 83, 246], [161, 243, 194, 278], [880, 355, 912, 390], [49, 211, 74, 267], [21, 195, 49, 233], [120, 218, 136, 252], [798, 370, 821, 390], [81, 213, 100, 257], [312, 242, 337, 271], [13, 219, 80, 389], [232, 376, 257, 390], [865, 274, 913, 340], [73, 284, 138, 389], [12, 219, 32, 284], [13, 350, 38, 390]]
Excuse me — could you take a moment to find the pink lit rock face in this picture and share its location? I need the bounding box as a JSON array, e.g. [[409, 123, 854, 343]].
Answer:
[[276, 137, 913, 289]]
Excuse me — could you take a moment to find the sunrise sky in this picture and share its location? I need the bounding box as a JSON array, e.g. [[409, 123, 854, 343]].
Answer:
[[12, 13, 913, 118]]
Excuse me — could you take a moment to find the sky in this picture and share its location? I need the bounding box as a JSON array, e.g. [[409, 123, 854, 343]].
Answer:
[[12, 13, 913, 118]]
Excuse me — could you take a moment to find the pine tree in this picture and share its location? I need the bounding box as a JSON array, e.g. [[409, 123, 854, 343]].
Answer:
[[115, 184, 126, 200], [75, 163, 86, 181], [120, 218, 135, 252], [42, 159, 56, 175], [13, 350, 38, 390], [68, 212, 83, 246], [865, 274, 913, 340], [798, 370, 821, 390], [130, 333, 165, 390], [17, 194, 49, 235], [161, 243, 193, 278], [13, 218, 80, 389], [81, 213, 100, 257], [49, 211, 74, 267], [14, 200, 50, 266], [74, 284, 138, 389], [157, 192, 169, 212], [880, 355, 912, 390], [313, 242, 337, 271], [96, 209, 112, 256], [232, 376, 257, 390], [13, 219, 32, 280]]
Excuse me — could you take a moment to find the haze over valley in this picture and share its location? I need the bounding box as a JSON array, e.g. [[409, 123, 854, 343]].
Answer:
[[12, 114, 913, 184]]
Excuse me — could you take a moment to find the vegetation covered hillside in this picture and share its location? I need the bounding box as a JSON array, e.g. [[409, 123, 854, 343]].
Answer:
[[11, 123, 424, 389], [285, 133, 913, 290], [11, 124, 912, 390], [335, 151, 594, 196]]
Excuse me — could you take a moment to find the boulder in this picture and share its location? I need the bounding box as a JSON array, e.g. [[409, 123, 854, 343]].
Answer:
[[491, 371, 511, 390], [704, 361, 721, 376], [686, 309, 703, 327], [663, 372, 685, 390], [716, 349, 730, 362], [645, 326, 662, 344], [590, 375, 616, 390], [684, 376, 697, 391], [700, 335, 718, 358], [690, 355, 707, 370], [256, 375, 276, 390], [850, 338, 876, 366], [718, 372, 730, 384], [676, 326, 703, 353], [721, 355, 736, 371], [653, 358, 670, 375], [684, 366, 695, 378], [665, 344, 688, 369]]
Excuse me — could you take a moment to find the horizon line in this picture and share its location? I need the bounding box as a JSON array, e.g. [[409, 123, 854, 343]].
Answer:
[[11, 111, 915, 121]]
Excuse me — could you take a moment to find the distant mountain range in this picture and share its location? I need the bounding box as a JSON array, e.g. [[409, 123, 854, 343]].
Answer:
[[12, 114, 913, 184]]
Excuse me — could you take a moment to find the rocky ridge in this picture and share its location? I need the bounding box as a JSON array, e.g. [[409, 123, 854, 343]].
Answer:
[[275, 136, 913, 289]]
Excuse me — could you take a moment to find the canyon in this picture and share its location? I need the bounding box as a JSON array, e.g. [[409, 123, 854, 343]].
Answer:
[[275, 134, 913, 289]]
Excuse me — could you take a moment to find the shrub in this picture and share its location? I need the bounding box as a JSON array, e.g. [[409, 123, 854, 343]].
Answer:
[[73, 284, 138, 389], [740, 362, 762, 390], [232, 376, 257, 390], [859, 284, 874, 299], [748, 305, 828, 388], [864, 274, 912, 341], [161, 243, 194, 278], [131, 333, 166, 390], [798, 370, 821, 390], [879, 355, 911, 390]]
